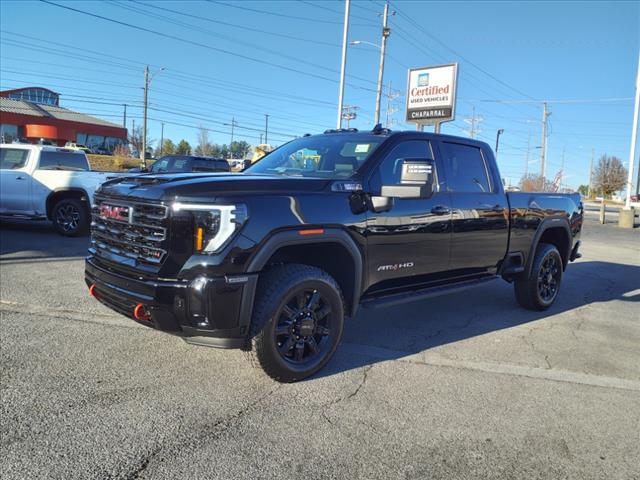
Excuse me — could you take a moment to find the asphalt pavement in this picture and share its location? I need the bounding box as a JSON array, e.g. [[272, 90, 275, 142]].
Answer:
[[1, 218, 639, 479]]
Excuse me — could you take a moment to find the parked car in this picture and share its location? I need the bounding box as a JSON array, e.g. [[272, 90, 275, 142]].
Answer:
[[86, 128, 583, 382], [91, 147, 112, 156], [0, 144, 125, 236], [64, 142, 92, 154], [129, 155, 230, 174]]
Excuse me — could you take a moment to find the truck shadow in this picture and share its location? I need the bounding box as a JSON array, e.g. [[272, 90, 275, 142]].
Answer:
[[316, 260, 640, 380], [0, 220, 89, 261]]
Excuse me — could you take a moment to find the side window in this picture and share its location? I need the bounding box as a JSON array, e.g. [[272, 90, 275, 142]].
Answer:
[[150, 158, 170, 173], [38, 152, 90, 171], [371, 140, 434, 192], [441, 142, 491, 193], [0, 149, 29, 170]]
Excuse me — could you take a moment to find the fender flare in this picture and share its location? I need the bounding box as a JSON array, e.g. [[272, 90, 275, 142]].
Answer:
[[247, 228, 364, 316], [46, 188, 90, 219], [524, 217, 572, 277]]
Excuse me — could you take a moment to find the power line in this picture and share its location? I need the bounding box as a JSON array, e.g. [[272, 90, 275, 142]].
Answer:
[[38, 0, 377, 92]]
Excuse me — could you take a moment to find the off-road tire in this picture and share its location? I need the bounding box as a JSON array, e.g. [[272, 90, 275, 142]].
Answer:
[[514, 242, 563, 311], [245, 264, 345, 383], [52, 198, 89, 237]]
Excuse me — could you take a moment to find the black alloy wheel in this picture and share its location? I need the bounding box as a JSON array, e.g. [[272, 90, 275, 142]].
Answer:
[[274, 288, 333, 364], [537, 254, 560, 303], [514, 242, 563, 311], [52, 198, 89, 236], [246, 264, 345, 383]]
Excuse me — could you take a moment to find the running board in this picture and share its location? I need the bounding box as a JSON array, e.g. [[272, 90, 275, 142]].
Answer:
[[361, 276, 498, 310]]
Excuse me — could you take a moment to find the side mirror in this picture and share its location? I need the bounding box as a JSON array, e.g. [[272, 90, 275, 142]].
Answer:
[[381, 158, 435, 199]]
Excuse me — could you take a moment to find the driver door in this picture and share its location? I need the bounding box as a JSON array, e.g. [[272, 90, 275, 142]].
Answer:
[[0, 147, 33, 214], [364, 139, 452, 290]]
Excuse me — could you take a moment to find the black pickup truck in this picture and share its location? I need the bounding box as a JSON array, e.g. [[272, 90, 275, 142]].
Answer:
[[85, 127, 583, 382]]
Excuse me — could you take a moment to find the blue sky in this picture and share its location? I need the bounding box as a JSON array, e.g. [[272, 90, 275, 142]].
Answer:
[[1, 0, 638, 188]]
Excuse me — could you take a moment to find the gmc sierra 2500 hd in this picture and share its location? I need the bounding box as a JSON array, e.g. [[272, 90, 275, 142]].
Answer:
[[85, 127, 583, 382]]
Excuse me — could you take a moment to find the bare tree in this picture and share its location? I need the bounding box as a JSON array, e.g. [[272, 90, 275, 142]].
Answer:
[[196, 126, 213, 156], [593, 155, 627, 198], [519, 173, 554, 192]]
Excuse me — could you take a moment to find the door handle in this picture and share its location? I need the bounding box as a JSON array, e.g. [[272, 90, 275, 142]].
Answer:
[[15, 176, 25, 180], [430, 205, 451, 215]]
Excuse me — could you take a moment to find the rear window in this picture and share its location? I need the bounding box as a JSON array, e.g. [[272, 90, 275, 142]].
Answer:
[[441, 142, 491, 193], [0, 148, 29, 170], [38, 151, 89, 171]]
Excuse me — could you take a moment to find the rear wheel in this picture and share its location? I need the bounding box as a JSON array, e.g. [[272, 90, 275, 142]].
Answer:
[[52, 198, 89, 237], [246, 264, 344, 383], [514, 243, 563, 311]]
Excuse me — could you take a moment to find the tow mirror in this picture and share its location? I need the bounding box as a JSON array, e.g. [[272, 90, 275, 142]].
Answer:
[[380, 158, 435, 199]]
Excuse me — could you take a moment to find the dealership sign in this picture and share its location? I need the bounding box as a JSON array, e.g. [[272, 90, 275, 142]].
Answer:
[[406, 63, 458, 126]]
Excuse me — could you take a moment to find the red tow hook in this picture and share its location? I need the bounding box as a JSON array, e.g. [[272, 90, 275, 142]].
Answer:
[[133, 303, 152, 322], [88, 284, 97, 297]]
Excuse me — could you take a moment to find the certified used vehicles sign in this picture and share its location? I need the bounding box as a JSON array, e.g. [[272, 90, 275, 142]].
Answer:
[[405, 63, 458, 125]]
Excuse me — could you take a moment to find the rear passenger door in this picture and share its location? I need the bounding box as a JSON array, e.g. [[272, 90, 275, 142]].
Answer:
[[0, 148, 33, 214], [439, 140, 509, 274]]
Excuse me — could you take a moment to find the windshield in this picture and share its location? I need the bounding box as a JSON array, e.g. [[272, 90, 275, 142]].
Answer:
[[245, 134, 383, 178]]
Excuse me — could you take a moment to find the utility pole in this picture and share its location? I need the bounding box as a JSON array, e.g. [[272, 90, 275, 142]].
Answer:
[[337, 0, 350, 129], [588, 148, 594, 198], [463, 105, 482, 138], [540, 101, 551, 179], [159, 122, 164, 157], [525, 130, 531, 177], [560, 145, 565, 190], [341, 105, 358, 128], [141, 65, 165, 168], [384, 80, 400, 128], [123, 104, 127, 128], [264, 114, 270, 144], [142, 65, 149, 168], [374, 2, 392, 126], [259, 133, 263, 144], [229, 117, 238, 159]]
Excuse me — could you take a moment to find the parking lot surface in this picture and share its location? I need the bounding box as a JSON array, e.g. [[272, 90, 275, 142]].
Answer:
[[1, 218, 639, 479]]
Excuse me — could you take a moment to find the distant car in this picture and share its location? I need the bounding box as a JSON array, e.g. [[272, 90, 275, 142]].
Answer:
[[91, 147, 112, 156], [129, 155, 230, 174], [65, 142, 92, 154]]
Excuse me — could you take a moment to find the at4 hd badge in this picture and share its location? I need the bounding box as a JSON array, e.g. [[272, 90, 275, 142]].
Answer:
[[377, 262, 415, 272]]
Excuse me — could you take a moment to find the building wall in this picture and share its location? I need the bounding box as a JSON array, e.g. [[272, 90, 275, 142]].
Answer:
[[0, 111, 127, 147]]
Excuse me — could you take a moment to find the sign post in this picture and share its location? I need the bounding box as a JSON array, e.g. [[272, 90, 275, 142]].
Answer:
[[405, 63, 458, 133]]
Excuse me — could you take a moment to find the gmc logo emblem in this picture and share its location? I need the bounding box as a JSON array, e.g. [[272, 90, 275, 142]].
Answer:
[[99, 204, 129, 221]]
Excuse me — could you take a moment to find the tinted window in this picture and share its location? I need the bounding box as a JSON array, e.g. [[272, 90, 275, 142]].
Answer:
[[0, 148, 29, 170], [371, 140, 434, 192], [246, 135, 382, 178], [38, 151, 89, 171], [441, 142, 491, 193]]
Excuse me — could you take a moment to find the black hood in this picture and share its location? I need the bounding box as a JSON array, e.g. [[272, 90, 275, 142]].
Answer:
[[97, 172, 333, 202]]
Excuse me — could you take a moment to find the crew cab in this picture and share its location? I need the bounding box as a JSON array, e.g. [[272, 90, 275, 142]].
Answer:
[[85, 128, 583, 382], [0, 143, 123, 236], [129, 155, 230, 174]]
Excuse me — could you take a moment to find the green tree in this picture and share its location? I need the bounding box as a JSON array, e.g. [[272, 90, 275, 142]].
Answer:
[[155, 139, 176, 157], [577, 184, 589, 197], [229, 140, 252, 159], [176, 139, 191, 155]]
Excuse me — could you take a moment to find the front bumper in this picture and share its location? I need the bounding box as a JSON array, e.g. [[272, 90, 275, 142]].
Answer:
[[85, 257, 257, 349]]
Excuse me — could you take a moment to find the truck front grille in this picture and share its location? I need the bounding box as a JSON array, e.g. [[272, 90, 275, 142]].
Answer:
[[91, 196, 169, 267]]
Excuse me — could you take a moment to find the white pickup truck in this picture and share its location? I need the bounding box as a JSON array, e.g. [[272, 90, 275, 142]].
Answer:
[[0, 143, 124, 236]]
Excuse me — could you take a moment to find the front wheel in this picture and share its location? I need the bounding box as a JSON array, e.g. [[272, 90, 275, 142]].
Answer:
[[514, 243, 563, 311], [52, 198, 89, 237], [246, 264, 345, 383]]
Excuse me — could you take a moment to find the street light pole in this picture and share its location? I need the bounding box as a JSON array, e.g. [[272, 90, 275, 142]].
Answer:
[[374, 2, 390, 126], [495, 129, 504, 160], [337, 0, 350, 129], [625, 54, 639, 208], [160, 122, 164, 157], [264, 114, 269, 144]]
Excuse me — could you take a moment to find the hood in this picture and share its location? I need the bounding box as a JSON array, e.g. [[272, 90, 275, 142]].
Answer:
[[96, 172, 333, 202]]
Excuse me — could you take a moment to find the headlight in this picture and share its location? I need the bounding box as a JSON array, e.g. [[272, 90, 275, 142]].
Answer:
[[172, 203, 248, 253]]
